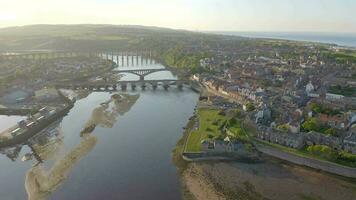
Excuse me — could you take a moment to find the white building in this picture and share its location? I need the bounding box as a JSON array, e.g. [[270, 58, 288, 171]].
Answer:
[[305, 81, 314, 94]]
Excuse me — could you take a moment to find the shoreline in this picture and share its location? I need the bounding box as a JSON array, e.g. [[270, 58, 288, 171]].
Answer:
[[173, 85, 356, 199], [255, 141, 356, 179]]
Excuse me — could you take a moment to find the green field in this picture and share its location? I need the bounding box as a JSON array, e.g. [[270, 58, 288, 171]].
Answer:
[[185, 108, 249, 152], [186, 108, 228, 152]]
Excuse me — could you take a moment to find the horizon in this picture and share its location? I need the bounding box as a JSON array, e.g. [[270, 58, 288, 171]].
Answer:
[[1, 24, 356, 35], [0, 0, 355, 33]]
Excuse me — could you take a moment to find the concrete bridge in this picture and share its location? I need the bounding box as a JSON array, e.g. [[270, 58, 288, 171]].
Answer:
[[54, 79, 188, 91], [113, 68, 171, 81], [0, 50, 156, 67]]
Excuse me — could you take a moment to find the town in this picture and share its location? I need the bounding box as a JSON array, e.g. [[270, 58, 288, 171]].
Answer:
[[0, 24, 355, 200], [181, 41, 356, 176]]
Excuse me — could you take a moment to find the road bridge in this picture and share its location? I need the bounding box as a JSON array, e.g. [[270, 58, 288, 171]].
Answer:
[[54, 79, 188, 91]]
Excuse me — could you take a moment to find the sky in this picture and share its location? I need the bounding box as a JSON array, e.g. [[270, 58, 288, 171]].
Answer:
[[0, 0, 355, 33]]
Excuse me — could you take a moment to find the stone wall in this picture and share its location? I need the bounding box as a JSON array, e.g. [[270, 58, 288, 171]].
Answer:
[[257, 145, 356, 179]]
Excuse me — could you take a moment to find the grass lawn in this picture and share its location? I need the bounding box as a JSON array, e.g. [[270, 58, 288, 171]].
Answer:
[[185, 108, 229, 152], [227, 119, 250, 140]]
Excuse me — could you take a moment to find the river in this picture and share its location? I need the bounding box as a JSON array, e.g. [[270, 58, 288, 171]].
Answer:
[[0, 57, 199, 200], [1, 55, 355, 200]]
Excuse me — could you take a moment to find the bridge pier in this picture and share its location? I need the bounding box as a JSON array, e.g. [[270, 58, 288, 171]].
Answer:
[[131, 83, 136, 90], [121, 83, 127, 91], [140, 83, 146, 90], [163, 82, 170, 90], [177, 82, 184, 90], [131, 54, 134, 66], [151, 83, 158, 90], [122, 53, 125, 66]]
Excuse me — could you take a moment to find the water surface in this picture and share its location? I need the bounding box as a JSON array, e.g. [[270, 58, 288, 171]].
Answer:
[[0, 58, 199, 200]]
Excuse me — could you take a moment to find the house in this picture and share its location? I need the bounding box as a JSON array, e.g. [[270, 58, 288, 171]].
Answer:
[[214, 140, 233, 152], [317, 113, 346, 130], [305, 131, 343, 150], [326, 93, 344, 101], [289, 121, 301, 133], [343, 126, 356, 154], [256, 127, 304, 149], [201, 138, 235, 152], [201, 140, 214, 152], [255, 105, 271, 124], [305, 81, 315, 94], [348, 112, 356, 127]]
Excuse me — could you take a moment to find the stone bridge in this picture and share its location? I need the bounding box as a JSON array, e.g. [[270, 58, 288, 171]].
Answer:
[[54, 79, 188, 91]]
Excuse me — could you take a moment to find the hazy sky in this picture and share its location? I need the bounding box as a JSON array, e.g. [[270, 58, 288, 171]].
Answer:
[[0, 0, 355, 32]]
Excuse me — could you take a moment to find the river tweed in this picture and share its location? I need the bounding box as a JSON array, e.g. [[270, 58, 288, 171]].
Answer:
[[0, 59, 199, 200], [0, 57, 355, 200], [0, 89, 199, 200]]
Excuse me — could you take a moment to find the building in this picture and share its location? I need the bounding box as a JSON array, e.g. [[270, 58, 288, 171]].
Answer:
[[326, 93, 344, 101], [343, 126, 356, 154], [255, 105, 271, 124], [256, 127, 304, 149], [201, 138, 243, 153], [305, 131, 343, 150]]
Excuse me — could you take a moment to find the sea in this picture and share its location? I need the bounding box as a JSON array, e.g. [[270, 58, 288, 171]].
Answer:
[[214, 32, 356, 48]]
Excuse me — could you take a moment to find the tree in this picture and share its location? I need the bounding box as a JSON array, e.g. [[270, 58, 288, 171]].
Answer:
[[245, 102, 255, 112], [302, 118, 318, 132], [228, 118, 237, 126], [277, 124, 290, 133], [324, 128, 337, 136], [307, 145, 337, 160], [15, 69, 23, 78]]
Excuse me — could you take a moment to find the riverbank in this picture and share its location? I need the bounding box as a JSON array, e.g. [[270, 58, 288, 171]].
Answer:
[[193, 82, 356, 178], [172, 117, 231, 200], [255, 140, 356, 179], [173, 115, 265, 200], [173, 96, 356, 200], [183, 160, 356, 200], [174, 120, 356, 200]]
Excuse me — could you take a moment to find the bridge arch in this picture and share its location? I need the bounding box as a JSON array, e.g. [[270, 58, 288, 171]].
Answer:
[[114, 68, 171, 81]]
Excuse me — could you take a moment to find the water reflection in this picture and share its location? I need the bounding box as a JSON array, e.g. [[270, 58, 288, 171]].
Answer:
[[0, 93, 140, 200], [81, 93, 140, 135]]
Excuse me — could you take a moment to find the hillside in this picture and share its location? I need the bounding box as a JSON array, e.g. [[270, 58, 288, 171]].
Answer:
[[0, 24, 246, 51]]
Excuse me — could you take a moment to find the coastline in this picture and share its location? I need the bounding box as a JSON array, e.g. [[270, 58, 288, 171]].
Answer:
[[212, 31, 356, 49]]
